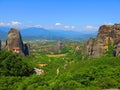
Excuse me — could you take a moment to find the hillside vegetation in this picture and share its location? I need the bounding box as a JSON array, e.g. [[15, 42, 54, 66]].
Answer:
[[0, 48, 120, 90]]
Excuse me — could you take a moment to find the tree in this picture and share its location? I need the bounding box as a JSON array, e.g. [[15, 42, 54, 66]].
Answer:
[[104, 40, 114, 57], [0, 50, 34, 76]]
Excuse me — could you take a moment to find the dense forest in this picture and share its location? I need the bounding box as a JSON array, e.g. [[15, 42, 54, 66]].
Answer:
[[0, 41, 120, 90]]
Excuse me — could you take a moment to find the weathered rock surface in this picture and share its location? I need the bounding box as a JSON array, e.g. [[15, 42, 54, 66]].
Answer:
[[85, 24, 120, 57], [4, 28, 29, 56]]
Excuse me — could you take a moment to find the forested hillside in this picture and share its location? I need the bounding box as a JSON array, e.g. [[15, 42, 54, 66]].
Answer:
[[0, 48, 120, 90]]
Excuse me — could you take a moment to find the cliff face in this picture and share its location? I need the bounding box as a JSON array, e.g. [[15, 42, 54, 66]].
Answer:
[[113, 24, 120, 56], [4, 28, 29, 56], [85, 24, 120, 57]]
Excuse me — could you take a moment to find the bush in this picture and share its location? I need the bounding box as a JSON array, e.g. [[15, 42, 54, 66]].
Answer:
[[96, 77, 119, 89]]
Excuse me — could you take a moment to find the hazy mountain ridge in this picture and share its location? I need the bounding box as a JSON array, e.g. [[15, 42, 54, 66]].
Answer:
[[0, 27, 9, 40], [0, 26, 97, 40]]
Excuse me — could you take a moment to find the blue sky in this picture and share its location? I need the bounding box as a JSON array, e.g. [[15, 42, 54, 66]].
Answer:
[[0, 0, 120, 31]]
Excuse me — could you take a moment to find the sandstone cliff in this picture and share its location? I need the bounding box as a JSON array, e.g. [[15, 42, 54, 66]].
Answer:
[[4, 28, 29, 56], [85, 24, 120, 57]]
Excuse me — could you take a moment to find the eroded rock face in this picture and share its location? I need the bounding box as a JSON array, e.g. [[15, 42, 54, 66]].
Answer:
[[4, 28, 29, 56], [85, 24, 120, 57], [112, 24, 120, 56], [86, 38, 96, 57]]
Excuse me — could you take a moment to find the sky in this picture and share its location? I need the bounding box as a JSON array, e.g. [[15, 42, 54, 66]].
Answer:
[[0, 0, 120, 32]]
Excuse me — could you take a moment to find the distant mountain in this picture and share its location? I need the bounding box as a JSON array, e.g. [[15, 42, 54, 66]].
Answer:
[[0, 30, 7, 40], [0, 27, 97, 41], [20, 27, 97, 41], [0, 27, 9, 40], [21, 27, 49, 36], [0, 26, 10, 32]]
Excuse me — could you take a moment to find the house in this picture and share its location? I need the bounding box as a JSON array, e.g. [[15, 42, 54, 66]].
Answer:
[[34, 68, 44, 75], [39, 64, 48, 67], [13, 47, 20, 53]]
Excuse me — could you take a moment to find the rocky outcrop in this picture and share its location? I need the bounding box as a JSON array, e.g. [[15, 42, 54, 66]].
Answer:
[[4, 28, 29, 56], [52, 41, 63, 53], [112, 24, 120, 56], [24, 43, 30, 56], [85, 24, 120, 57]]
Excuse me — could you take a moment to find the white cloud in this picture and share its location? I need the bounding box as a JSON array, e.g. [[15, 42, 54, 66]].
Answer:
[[0, 21, 21, 27], [0, 22, 5, 26], [64, 25, 76, 30], [64, 25, 70, 29], [55, 22, 62, 26], [54, 23, 76, 30], [104, 22, 113, 25], [0, 21, 77, 31], [85, 25, 98, 30], [34, 24, 43, 28], [11, 21, 21, 25], [0, 22, 10, 26], [71, 26, 75, 29]]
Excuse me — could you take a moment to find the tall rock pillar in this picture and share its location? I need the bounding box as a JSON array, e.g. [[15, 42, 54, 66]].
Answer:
[[4, 28, 27, 56]]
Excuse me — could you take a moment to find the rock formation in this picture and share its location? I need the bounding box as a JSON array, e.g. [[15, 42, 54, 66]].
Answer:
[[4, 28, 29, 56], [52, 41, 63, 53], [85, 24, 120, 57], [24, 43, 30, 56]]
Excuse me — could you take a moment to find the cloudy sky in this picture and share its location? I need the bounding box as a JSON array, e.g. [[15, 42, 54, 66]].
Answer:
[[0, 0, 120, 31]]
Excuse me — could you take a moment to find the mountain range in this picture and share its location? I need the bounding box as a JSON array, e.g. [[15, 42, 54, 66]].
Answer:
[[0, 26, 97, 41]]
